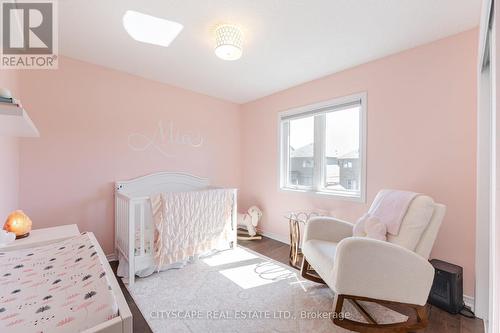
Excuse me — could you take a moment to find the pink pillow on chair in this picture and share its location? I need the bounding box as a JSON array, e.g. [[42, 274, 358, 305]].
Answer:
[[353, 214, 387, 241], [365, 217, 387, 241], [353, 213, 368, 237]]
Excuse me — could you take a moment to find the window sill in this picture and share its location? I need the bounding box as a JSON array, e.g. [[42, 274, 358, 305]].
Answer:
[[279, 186, 365, 203]]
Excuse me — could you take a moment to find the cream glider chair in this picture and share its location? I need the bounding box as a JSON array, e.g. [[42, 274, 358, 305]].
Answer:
[[301, 194, 446, 332]]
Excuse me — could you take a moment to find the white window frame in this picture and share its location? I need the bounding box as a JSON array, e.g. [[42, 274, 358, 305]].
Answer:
[[278, 92, 367, 202]]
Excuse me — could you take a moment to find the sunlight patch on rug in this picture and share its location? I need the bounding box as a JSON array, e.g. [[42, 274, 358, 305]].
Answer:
[[201, 247, 258, 267], [219, 261, 297, 289]]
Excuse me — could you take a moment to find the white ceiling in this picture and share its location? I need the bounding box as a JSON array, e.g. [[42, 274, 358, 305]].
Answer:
[[59, 0, 481, 103]]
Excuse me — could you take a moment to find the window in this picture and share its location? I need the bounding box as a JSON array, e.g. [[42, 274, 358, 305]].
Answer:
[[279, 93, 366, 201]]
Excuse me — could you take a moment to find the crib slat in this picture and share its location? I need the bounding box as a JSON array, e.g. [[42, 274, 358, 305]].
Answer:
[[128, 200, 135, 285], [118, 198, 122, 252], [122, 198, 126, 255], [139, 203, 145, 255]]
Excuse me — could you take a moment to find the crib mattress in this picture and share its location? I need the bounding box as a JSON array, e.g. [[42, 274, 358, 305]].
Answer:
[[0, 233, 118, 333]]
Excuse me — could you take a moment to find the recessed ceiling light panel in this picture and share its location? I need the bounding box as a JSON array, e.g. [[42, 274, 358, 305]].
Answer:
[[214, 24, 243, 61], [123, 10, 183, 47]]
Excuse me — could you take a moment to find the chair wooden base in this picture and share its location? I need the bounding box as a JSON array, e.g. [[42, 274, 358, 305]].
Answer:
[[333, 294, 428, 333], [301, 256, 428, 332], [300, 256, 326, 284]]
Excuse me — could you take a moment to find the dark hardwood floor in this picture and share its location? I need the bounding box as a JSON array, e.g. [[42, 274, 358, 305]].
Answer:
[[111, 236, 484, 333], [110, 261, 154, 333]]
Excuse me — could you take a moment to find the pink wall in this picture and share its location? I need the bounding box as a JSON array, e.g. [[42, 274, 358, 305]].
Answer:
[[0, 137, 19, 220], [0, 71, 20, 220], [17, 56, 241, 254], [240, 29, 478, 295]]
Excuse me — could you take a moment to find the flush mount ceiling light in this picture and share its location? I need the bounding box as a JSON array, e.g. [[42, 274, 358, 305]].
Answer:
[[214, 24, 243, 61], [123, 10, 183, 47]]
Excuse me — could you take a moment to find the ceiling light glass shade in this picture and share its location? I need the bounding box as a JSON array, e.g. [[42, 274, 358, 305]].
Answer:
[[123, 10, 183, 47], [214, 24, 243, 61]]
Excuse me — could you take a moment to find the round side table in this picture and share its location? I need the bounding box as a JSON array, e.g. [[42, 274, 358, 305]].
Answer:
[[285, 211, 320, 270]]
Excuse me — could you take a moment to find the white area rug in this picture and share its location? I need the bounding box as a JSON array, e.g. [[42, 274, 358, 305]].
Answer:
[[126, 247, 407, 332]]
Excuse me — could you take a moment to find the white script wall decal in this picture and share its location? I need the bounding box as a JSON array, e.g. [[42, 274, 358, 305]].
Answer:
[[128, 120, 204, 157]]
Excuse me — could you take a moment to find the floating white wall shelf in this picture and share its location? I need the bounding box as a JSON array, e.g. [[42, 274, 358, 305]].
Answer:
[[0, 102, 39, 137]]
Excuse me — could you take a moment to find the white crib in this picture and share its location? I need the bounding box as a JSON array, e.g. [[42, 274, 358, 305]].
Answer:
[[114, 172, 237, 285]]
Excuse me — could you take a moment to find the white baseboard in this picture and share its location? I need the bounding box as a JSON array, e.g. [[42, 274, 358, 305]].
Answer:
[[106, 253, 117, 262], [463, 294, 475, 312], [258, 230, 289, 245]]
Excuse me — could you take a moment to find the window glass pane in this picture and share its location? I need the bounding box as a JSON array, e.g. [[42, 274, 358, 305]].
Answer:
[[324, 106, 360, 194], [288, 116, 314, 187]]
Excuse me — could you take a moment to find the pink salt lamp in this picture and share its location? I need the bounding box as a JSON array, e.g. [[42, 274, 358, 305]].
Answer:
[[4, 210, 32, 239]]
